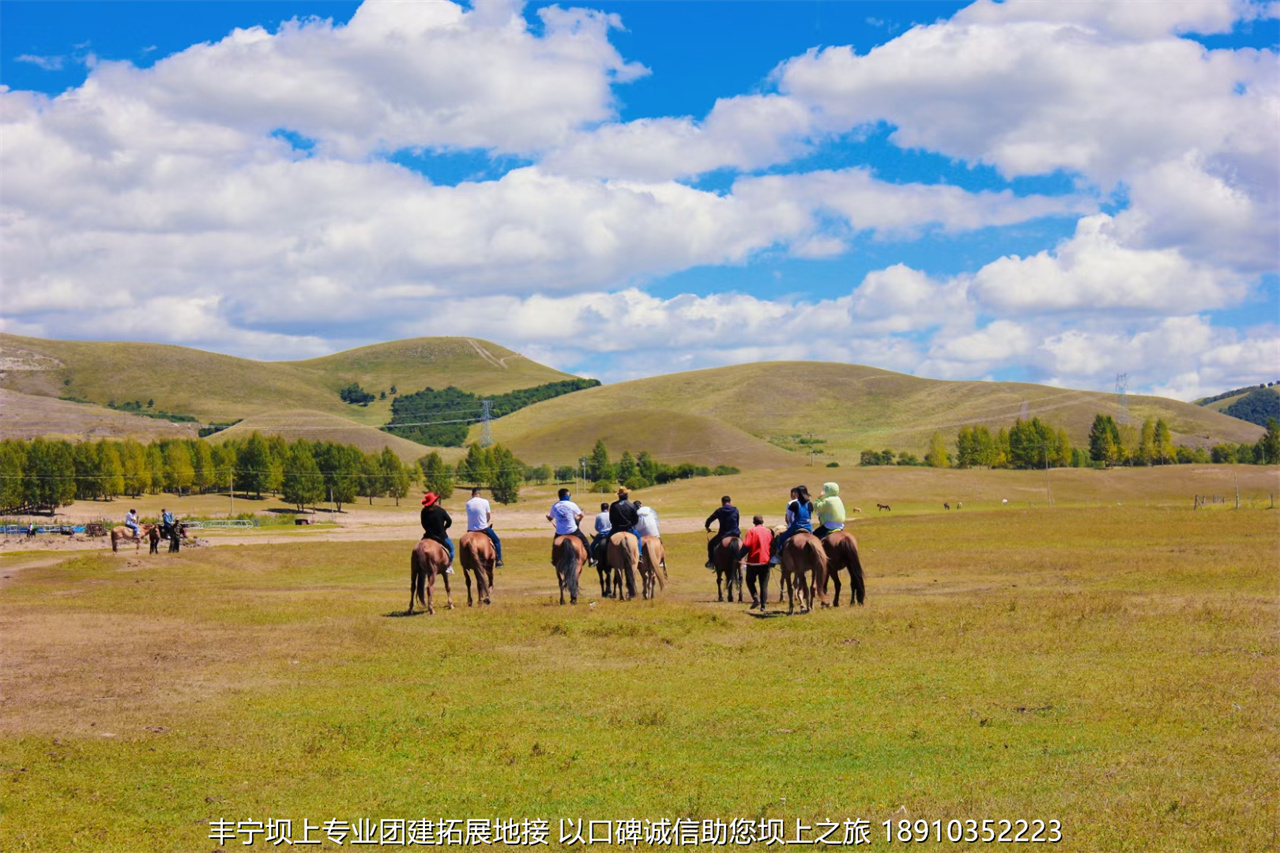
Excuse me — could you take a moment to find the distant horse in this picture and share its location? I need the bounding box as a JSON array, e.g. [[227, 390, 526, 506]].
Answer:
[[607, 532, 640, 601], [459, 531, 495, 607], [592, 538, 616, 598], [552, 534, 586, 605], [111, 523, 155, 553], [711, 534, 743, 602], [944, 502, 951, 510], [409, 538, 453, 615], [876, 503, 891, 511], [147, 525, 162, 554], [167, 521, 187, 553], [639, 536, 666, 599], [779, 530, 828, 615], [821, 530, 865, 607]]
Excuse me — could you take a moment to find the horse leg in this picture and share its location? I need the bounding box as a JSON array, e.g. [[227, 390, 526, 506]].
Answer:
[[442, 570, 454, 610], [464, 566, 474, 607], [832, 568, 843, 607], [484, 566, 494, 605], [716, 567, 724, 602], [408, 558, 418, 615]]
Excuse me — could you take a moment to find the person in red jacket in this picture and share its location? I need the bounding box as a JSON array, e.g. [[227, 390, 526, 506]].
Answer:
[[741, 514, 774, 610]]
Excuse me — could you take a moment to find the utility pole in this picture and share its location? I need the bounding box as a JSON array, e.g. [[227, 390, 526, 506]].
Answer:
[[1115, 373, 1129, 426], [229, 466, 234, 517]]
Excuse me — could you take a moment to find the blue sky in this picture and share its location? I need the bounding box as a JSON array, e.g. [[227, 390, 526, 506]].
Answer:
[[2, 0, 1277, 398]]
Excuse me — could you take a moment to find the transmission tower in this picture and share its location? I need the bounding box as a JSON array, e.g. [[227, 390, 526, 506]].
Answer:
[[479, 399, 494, 447], [1115, 373, 1129, 425], [1019, 400, 1029, 421]]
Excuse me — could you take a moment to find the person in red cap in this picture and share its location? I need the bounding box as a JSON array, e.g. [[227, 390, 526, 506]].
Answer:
[[420, 492, 454, 571]]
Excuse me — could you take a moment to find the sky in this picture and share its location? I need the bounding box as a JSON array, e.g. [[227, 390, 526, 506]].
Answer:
[[1, 0, 1277, 399]]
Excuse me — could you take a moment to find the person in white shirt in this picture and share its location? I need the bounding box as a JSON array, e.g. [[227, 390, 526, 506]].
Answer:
[[547, 487, 592, 556], [633, 500, 666, 570], [465, 487, 504, 567]]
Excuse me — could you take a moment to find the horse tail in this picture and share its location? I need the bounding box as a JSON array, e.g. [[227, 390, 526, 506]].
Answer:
[[843, 537, 866, 606], [412, 547, 426, 607], [557, 539, 580, 600]]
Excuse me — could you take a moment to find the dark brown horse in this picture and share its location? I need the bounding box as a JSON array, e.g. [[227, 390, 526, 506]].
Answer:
[[779, 530, 828, 615], [820, 530, 865, 606], [552, 534, 586, 605], [711, 534, 742, 602], [459, 531, 495, 607], [409, 538, 453, 615]]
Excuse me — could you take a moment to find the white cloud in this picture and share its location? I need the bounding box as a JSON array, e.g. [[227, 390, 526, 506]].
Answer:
[[952, 0, 1253, 39], [969, 214, 1248, 313], [15, 54, 65, 71]]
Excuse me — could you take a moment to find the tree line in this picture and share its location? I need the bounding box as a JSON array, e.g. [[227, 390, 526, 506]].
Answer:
[[859, 415, 1280, 469], [384, 378, 600, 446]]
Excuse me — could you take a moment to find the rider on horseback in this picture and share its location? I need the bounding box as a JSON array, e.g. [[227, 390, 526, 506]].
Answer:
[[589, 501, 610, 567], [812, 482, 846, 541], [420, 492, 454, 571], [768, 485, 814, 565], [548, 488, 592, 556], [124, 508, 141, 539], [703, 495, 741, 568], [465, 487, 504, 567], [608, 487, 643, 549], [634, 500, 666, 571]]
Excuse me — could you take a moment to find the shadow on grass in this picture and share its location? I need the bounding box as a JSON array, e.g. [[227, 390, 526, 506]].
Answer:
[[747, 609, 793, 619], [382, 609, 428, 618]]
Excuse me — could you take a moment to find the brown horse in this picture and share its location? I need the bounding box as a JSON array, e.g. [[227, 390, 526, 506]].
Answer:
[[639, 536, 666, 599], [110, 523, 155, 553], [409, 538, 453, 615], [607, 532, 639, 600], [779, 530, 828, 615], [711, 534, 742, 602], [552, 534, 586, 605], [459, 531, 495, 607], [821, 530, 865, 607]]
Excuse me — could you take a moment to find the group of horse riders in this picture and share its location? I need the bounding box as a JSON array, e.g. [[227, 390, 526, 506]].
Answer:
[[123, 506, 181, 539], [704, 482, 847, 562]]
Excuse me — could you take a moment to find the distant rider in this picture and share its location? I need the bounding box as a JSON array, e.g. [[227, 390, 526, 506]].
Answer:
[[420, 492, 454, 571], [608, 487, 643, 551], [703, 494, 741, 568], [634, 500, 665, 570], [465, 487, 504, 567], [589, 501, 611, 566], [124, 508, 141, 539]]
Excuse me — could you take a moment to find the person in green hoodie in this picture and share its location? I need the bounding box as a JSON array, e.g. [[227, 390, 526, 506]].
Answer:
[[812, 481, 847, 541]]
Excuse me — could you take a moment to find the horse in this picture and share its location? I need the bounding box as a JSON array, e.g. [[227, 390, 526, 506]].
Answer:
[[779, 531, 828, 615], [876, 503, 891, 511], [408, 538, 453, 615], [639, 536, 666, 600], [459, 531, 495, 607], [167, 521, 187, 553], [110, 523, 155, 553], [944, 502, 951, 510], [606, 532, 640, 601], [711, 534, 743, 602], [820, 530, 865, 607], [552, 534, 586, 605], [147, 524, 162, 554]]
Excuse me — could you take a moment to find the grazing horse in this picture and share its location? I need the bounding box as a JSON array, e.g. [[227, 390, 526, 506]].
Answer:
[[111, 523, 155, 553], [711, 535, 743, 602], [459, 531, 495, 607], [821, 530, 865, 607], [552, 534, 586, 605], [876, 503, 891, 511], [607, 532, 640, 601], [944, 502, 950, 510], [408, 538, 453, 615], [779, 531, 828, 615], [639, 536, 666, 599]]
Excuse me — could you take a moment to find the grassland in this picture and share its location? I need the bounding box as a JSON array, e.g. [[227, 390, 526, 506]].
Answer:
[[1, 477, 1276, 851], [0, 334, 575, 426], [484, 362, 1263, 466], [0, 389, 200, 443], [207, 409, 444, 465]]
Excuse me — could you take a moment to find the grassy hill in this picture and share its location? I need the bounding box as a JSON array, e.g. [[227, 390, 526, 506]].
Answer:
[[0, 334, 576, 425], [206, 410, 442, 465], [484, 361, 1264, 467], [0, 389, 199, 443]]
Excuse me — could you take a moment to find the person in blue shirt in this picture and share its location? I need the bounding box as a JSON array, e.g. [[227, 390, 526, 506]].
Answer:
[[769, 485, 814, 565]]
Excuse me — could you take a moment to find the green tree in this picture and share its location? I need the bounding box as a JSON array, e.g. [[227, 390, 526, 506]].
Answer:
[[99, 442, 124, 500], [163, 441, 195, 495], [0, 441, 27, 510], [554, 465, 575, 484], [144, 443, 164, 494], [418, 452, 455, 499], [586, 439, 613, 484], [120, 439, 148, 497], [210, 442, 237, 492], [282, 440, 325, 511], [1154, 419, 1175, 465], [26, 438, 76, 510], [1260, 417, 1280, 465], [314, 442, 363, 511], [457, 443, 493, 487], [190, 439, 215, 493], [74, 441, 103, 500], [384, 449, 411, 506], [1135, 417, 1156, 466], [486, 443, 522, 504], [236, 432, 272, 499], [925, 432, 950, 468], [616, 450, 637, 484], [1088, 414, 1122, 467]]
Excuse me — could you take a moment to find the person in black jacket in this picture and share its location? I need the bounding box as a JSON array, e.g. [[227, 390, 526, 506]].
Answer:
[[608, 487, 642, 550], [704, 495, 741, 568], [419, 492, 454, 570]]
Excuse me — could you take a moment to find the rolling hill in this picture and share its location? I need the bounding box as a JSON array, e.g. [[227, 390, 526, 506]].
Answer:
[[0, 389, 200, 443], [205, 410, 445, 465], [482, 361, 1265, 467], [0, 334, 576, 425]]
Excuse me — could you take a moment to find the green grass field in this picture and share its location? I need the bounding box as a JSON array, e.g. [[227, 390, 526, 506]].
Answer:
[[2, 493, 1275, 851]]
